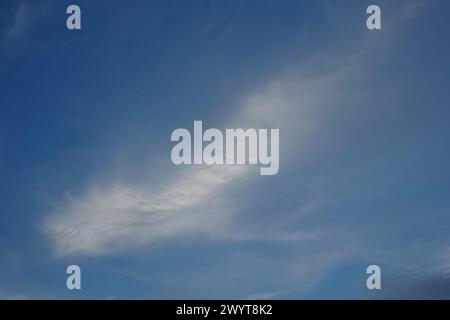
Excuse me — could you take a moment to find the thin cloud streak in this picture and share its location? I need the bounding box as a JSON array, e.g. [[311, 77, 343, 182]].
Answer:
[[43, 44, 374, 257], [44, 165, 251, 256], [43, 1, 431, 268], [3, 1, 48, 40], [43, 52, 355, 256]]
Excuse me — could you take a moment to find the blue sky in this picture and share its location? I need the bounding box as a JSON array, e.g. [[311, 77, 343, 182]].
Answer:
[[1, 0, 450, 299]]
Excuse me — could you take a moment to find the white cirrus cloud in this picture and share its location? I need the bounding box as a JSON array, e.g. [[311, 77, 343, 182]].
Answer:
[[42, 0, 427, 260]]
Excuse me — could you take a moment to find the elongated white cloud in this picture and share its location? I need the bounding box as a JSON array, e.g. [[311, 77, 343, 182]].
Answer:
[[44, 165, 252, 256], [43, 1, 426, 259], [43, 55, 364, 256], [44, 54, 350, 256]]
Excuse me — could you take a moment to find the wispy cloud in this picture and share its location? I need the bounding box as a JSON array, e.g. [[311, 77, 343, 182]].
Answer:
[[41, 0, 438, 298], [0, 293, 29, 300], [5, 2, 30, 39], [43, 46, 362, 256], [373, 246, 450, 299], [44, 165, 251, 256], [246, 290, 287, 300], [4, 2, 47, 40], [43, 22, 377, 258]]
